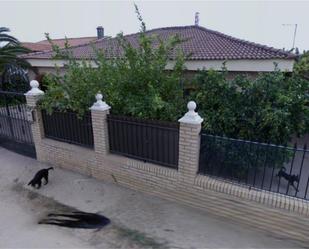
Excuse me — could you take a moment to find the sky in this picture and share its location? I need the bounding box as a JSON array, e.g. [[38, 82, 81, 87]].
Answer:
[[1, 0, 309, 52]]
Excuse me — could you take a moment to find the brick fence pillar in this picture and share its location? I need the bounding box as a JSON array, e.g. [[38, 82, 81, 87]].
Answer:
[[25, 80, 45, 160], [178, 101, 203, 184], [90, 93, 111, 156]]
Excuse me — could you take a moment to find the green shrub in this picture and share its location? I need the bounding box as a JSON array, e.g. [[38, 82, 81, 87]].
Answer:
[[193, 68, 309, 145], [39, 6, 186, 120]]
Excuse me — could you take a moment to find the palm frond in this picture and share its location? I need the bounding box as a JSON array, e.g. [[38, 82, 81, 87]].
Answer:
[[0, 27, 19, 45], [0, 27, 31, 72]]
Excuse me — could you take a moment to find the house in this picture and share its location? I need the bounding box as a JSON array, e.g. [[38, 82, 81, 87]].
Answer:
[[21, 26, 105, 52], [22, 25, 296, 81]]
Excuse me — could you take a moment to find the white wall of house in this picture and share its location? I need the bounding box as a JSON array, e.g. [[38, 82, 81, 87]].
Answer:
[[26, 57, 295, 81], [166, 59, 295, 72], [28, 67, 66, 81]]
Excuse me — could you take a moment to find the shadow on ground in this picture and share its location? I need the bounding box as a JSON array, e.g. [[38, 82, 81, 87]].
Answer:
[[11, 183, 169, 249]]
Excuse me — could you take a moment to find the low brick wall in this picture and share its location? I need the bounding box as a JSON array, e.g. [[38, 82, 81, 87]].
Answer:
[[40, 138, 96, 176], [36, 136, 309, 218], [25, 87, 309, 220]]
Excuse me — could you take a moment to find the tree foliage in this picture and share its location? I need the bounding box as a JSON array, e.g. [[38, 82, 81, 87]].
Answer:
[[193, 68, 309, 145], [40, 6, 186, 121], [194, 69, 308, 175], [0, 27, 30, 73], [294, 50, 309, 80]]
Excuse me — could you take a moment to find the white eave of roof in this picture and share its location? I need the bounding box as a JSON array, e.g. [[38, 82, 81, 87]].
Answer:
[[27, 58, 295, 72]]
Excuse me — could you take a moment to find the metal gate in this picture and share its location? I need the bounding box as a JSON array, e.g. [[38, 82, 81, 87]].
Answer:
[[0, 90, 36, 158]]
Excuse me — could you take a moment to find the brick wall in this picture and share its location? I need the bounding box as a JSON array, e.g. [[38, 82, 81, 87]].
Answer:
[[25, 83, 309, 218]]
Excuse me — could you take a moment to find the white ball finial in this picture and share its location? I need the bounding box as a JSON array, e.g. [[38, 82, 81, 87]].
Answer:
[[25, 80, 44, 96], [90, 92, 110, 111], [96, 93, 103, 102], [187, 101, 196, 112], [30, 80, 39, 89], [178, 100, 203, 125]]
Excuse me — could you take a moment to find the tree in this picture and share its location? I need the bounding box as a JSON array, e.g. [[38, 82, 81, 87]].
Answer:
[[0, 27, 30, 73], [193, 69, 309, 145], [0, 28, 31, 93], [194, 68, 309, 178], [40, 5, 186, 121], [294, 50, 309, 80]]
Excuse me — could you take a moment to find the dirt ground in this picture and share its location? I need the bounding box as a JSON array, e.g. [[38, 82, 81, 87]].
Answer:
[[0, 147, 304, 248]]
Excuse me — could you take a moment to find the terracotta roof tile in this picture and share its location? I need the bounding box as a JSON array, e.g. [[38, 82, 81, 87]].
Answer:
[[36, 36, 97, 47], [22, 26, 296, 60], [21, 42, 51, 52]]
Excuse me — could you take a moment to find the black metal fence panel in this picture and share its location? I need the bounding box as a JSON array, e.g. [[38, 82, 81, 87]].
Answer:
[[199, 133, 309, 200], [0, 91, 36, 158], [107, 114, 179, 169], [42, 110, 94, 148]]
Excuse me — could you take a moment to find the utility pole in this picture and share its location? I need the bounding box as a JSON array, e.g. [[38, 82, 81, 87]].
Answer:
[[282, 23, 298, 50]]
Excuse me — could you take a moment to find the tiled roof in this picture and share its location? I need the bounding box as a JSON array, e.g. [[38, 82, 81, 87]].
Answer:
[[36, 36, 97, 47], [22, 26, 296, 60], [21, 42, 51, 52], [21, 37, 98, 53]]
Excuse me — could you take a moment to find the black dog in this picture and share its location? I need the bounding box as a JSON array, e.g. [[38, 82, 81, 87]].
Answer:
[[28, 167, 54, 189], [276, 167, 299, 192]]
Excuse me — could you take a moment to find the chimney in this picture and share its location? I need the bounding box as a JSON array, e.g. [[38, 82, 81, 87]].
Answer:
[[194, 12, 200, 26], [97, 26, 104, 39]]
